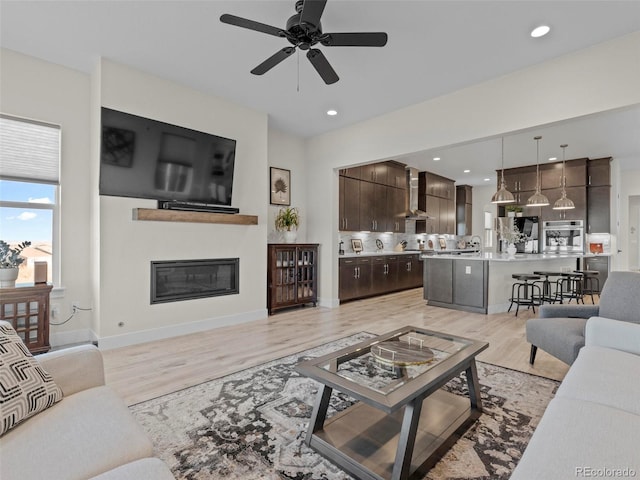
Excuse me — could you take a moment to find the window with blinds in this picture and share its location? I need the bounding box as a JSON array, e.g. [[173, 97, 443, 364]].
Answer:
[[0, 114, 60, 286]]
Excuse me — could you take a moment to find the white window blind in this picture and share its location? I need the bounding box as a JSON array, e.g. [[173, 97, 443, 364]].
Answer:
[[0, 114, 60, 184]]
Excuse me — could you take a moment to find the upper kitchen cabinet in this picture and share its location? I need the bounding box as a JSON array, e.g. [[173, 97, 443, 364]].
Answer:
[[338, 161, 408, 232], [503, 165, 539, 193], [386, 161, 408, 189], [588, 157, 612, 186], [540, 186, 587, 221], [339, 175, 360, 231], [419, 172, 455, 199], [456, 185, 472, 235], [587, 157, 612, 233], [540, 159, 587, 188]]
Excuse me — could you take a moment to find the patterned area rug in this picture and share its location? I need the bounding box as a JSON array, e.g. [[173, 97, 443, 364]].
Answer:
[[130, 333, 559, 480]]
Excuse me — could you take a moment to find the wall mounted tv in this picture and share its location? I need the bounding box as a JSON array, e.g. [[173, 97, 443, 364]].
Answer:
[[99, 107, 236, 210]]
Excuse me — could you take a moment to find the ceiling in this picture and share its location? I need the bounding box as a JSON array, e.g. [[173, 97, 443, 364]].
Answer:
[[1, 0, 639, 185]]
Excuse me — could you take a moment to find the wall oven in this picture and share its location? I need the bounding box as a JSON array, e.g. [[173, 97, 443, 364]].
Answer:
[[541, 220, 584, 253]]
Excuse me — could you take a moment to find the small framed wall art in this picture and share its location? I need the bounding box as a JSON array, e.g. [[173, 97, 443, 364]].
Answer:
[[351, 238, 363, 253], [270, 167, 291, 205]]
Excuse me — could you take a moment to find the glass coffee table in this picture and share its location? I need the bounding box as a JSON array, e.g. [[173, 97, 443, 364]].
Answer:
[[295, 326, 489, 480]]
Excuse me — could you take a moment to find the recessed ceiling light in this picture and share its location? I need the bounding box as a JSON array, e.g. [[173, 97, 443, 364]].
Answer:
[[484, 178, 491, 182], [326, 109, 338, 116], [531, 25, 550, 38], [548, 157, 557, 161], [463, 169, 471, 173], [433, 157, 441, 161]]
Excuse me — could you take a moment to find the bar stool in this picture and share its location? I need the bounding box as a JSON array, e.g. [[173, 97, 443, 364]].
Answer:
[[533, 271, 564, 304], [574, 270, 600, 304], [509, 274, 542, 316], [557, 272, 585, 304]]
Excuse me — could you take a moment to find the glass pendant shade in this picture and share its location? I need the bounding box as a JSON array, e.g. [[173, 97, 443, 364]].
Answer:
[[553, 143, 575, 210], [527, 135, 549, 207], [491, 137, 515, 204]]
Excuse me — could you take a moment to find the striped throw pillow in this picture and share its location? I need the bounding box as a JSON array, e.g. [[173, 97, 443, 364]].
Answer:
[[0, 323, 63, 436]]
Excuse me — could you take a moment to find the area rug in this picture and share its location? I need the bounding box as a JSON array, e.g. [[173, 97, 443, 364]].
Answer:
[[130, 333, 559, 480]]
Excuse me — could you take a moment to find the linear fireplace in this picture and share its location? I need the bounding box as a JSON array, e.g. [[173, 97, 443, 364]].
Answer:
[[150, 258, 239, 304]]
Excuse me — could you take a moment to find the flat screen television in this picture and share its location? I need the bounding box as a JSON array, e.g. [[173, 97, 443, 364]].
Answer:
[[99, 107, 236, 209]]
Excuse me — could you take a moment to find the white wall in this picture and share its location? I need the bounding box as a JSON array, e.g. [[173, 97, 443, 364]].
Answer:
[[617, 170, 640, 271], [0, 49, 94, 346], [306, 32, 640, 303], [267, 127, 308, 243], [95, 60, 269, 347]]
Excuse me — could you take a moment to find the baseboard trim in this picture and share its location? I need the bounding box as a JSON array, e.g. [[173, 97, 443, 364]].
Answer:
[[50, 328, 98, 348], [96, 309, 268, 350]]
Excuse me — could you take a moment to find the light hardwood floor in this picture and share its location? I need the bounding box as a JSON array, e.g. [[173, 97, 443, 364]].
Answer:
[[102, 288, 573, 406]]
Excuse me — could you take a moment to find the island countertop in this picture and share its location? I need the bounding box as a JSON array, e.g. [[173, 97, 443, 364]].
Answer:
[[420, 252, 610, 262]]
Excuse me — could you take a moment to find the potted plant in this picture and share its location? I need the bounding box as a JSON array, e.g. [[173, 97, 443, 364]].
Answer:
[[275, 207, 300, 243], [0, 240, 31, 288]]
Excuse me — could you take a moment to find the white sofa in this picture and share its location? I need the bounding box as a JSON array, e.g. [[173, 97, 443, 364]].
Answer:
[[511, 317, 640, 479], [0, 337, 175, 480]]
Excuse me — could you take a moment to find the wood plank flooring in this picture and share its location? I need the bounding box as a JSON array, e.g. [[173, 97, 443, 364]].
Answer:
[[102, 288, 571, 406]]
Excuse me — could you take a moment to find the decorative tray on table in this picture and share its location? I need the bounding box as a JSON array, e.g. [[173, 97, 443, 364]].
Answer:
[[371, 336, 435, 366]]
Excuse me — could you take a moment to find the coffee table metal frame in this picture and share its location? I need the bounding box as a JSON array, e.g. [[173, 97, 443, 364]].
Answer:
[[295, 326, 489, 480]]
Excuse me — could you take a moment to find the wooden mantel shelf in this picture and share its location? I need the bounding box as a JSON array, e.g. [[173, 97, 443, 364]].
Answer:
[[132, 208, 258, 225]]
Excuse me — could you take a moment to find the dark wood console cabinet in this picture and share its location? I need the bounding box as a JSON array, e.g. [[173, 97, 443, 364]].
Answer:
[[0, 284, 53, 354], [267, 244, 318, 315]]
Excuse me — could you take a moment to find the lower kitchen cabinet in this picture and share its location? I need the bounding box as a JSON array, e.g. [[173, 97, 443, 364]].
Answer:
[[339, 257, 372, 301], [423, 258, 488, 313], [267, 244, 318, 315], [339, 254, 422, 302]]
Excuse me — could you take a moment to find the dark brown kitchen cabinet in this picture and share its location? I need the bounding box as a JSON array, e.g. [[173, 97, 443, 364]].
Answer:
[[440, 198, 455, 234], [339, 257, 372, 301], [389, 187, 406, 233], [398, 254, 423, 289], [339, 175, 360, 231], [503, 166, 539, 193], [371, 255, 399, 295], [587, 157, 612, 187], [540, 186, 587, 221], [456, 185, 473, 235], [359, 181, 388, 232], [587, 157, 611, 234], [267, 244, 318, 315], [387, 162, 407, 189], [583, 255, 609, 292], [339, 162, 407, 232], [339, 254, 422, 302], [416, 194, 440, 234], [0, 284, 53, 354], [540, 159, 587, 188]]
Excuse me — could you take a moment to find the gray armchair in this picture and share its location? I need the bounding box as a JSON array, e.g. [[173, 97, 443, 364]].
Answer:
[[526, 271, 640, 365]]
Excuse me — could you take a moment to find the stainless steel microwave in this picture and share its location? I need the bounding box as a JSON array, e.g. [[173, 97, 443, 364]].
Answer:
[[541, 220, 584, 253]]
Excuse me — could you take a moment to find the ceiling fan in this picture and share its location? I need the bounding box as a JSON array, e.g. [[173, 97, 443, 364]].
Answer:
[[220, 0, 388, 85]]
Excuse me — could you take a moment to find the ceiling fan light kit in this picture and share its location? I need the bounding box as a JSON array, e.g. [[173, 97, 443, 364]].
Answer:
[[553, 143, 576, 210], [220, 0, 388, 85], [527, 135, 550, 207], [491, 137, 515, 204]]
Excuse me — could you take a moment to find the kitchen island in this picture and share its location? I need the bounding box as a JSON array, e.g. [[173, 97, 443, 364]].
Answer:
[[422, 252, 587, 314]]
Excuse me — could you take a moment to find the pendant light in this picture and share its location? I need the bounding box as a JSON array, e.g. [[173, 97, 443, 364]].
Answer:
[[553, 144, 575, 210], [527, 135, 550, 207], [491, 137, 515, 204]]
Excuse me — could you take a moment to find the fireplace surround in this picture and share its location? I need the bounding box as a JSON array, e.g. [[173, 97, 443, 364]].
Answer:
[[150, 258, 239, 304]]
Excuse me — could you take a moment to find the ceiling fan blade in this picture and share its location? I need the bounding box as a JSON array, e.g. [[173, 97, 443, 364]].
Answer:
[[251, 47, 296, 75], [300, 0, 327, 28], [220, 14, 286, 38], [321, 32, 388, 47], [306, 49, 339, 85]]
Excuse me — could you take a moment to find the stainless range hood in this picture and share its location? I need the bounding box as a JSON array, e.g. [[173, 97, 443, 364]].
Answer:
[[405, 167, 432, 219]]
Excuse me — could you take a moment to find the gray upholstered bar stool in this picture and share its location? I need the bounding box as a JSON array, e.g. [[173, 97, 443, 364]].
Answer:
[[508, 274, 542, 316], [573, 269, 600, 303], [532, 271, 564, 304]]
